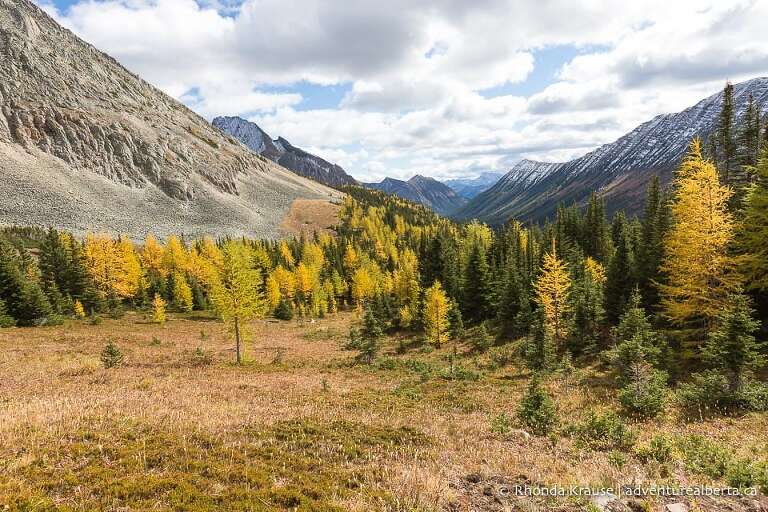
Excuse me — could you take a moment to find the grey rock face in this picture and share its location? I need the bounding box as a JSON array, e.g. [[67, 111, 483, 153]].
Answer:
[[212, 116, 358, 188], [0, 0, 338, 239], [366, 174, 467, 215]]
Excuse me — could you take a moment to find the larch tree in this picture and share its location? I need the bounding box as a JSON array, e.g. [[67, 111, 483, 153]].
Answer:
[[659, 139, 740, 331], [423, 281, 450, 347], [534, 239, 571, 346], [210, 242, 265, 364], [738, 149, 768, 291]]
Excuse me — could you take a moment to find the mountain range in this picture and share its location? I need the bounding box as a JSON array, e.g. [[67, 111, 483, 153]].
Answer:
[[212, 116, 357, 188], [0, 0, 339, 240], [365, 175, 467, 215], [457, 77, 768, 224], [444, 172, 504, 199]]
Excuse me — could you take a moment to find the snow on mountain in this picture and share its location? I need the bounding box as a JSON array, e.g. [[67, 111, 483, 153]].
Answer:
[[457, 77, 768, 224], [444, 171, 504, 199]]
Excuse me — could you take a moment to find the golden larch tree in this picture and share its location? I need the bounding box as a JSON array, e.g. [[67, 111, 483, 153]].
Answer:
[[659, 139, 739, 329], [210, 242, 265, 364], [423, 281, 451, 347], [534, 239, 571, 345]]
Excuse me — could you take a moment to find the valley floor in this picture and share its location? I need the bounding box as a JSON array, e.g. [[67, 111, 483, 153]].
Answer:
[[0, 312, 766, 511]]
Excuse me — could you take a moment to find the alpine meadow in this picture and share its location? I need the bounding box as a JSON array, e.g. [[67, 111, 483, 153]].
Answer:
[[2, 0, 768, 511]]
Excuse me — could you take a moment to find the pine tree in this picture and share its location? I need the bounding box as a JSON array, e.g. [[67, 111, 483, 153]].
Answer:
[[637, 176, 669, 311], [357, 308, 382, 364], [517, 375, 558, 436], [0, 298, 15, 327], [463, 242, 492, 322], [718, 81, 737, 183], [702, 293, 764, 392], [605, 212, 636, 323], [0, 242, 52, 326], [423, 281, 451, 347], [660, 139, 740, 331], [738, 149, 768, 291], [524, 311, 557, 372], [533, 239, 571, 346], [210, 242, 265, 364]]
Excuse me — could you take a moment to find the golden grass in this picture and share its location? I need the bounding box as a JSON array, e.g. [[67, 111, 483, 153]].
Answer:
[[0, 312, 766, 511]]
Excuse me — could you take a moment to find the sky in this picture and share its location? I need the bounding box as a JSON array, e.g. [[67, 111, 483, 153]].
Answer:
[[38, 0, 768, 182]]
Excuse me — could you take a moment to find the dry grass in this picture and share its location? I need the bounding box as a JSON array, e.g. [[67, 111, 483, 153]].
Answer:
[[280, 198, 342, 238], [0, 312, 766, 511]]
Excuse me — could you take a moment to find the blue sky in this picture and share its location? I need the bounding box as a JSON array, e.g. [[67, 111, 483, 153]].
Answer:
[[41, 0, 768, 181]]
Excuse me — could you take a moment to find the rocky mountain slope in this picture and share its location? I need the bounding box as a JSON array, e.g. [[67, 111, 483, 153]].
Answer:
[[457, 77, 768, 224], [444, 171, 504, 199], [0, 0, 338, 239], [212, 116, 357, 188], [367, 175, 467, 215]]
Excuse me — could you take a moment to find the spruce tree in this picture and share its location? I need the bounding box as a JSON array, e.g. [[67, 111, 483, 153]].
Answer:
[[524, 311, 557, 372], [463, 242, 492, 323], [357, 308, 382, 364], [584, 193, 610, 262], [0, 242, 52, 326], [605, 212, 636, 323], [702, 293, 764, 393], [517, 375, 558, 436], [718, 81, 737, 183], [0, 298, 15, 327], [738, 149, 768, 291], [569, 259, 605, 355], [637, 176, 668, 311]]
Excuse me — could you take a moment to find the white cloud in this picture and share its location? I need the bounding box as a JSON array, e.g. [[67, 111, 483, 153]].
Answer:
[[40, 0, 768, 181]]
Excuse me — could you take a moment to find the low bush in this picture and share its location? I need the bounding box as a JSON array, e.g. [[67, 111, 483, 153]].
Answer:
[[566, 410, 636, 451]]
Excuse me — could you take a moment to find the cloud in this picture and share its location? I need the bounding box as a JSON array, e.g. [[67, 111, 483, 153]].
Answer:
[[39, 0, 768, 181]]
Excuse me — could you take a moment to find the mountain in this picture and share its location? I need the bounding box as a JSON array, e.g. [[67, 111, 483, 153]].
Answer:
[[212, 116, 357, 188], [457, 77, 768, 224], [0, 0, 338, 240], [444, 171, 504, 199], [366, 175, 467, 215]]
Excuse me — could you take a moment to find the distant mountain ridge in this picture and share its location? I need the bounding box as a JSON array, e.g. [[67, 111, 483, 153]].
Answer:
[[444, 172, 504, 199], [457, 77, 768, 224], [366, 175, 468, 215], [213, 116, 357, 188]]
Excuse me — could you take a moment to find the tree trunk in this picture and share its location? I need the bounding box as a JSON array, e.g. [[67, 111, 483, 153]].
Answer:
[[234, 316, 241, 365]]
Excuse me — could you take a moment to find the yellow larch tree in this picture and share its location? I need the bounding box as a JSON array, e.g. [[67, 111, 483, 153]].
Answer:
[[152, 293, 167, 325], [113, 238, 143, 299], [423, 281, 450, 347], [210, 242, 265, 364], [659, 139, 740, 329], [172, 272, 194, 312], [141, 234, 165, 278], [534, 239, 571, 346], [162, 235, 188, 275], [265, 275, 282, 312], [351, 267, 374, 309]]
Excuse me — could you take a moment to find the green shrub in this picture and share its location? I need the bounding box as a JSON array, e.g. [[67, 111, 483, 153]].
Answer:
[[89, 314, 103, 325], [517, 376, 558, 436], [567, 410, 636, 451], [471, 322, 494, 352], [618, 369, 667, 418], [190, 347, 212, 367], [726, 459, 761, 490], [101, 340, 124, 369], [274, 299, 293, 320], [636, 435, 674, 464], [489, 412, 513, 435], [488, 346, 514, 369], [676, 370, 734, 416], [439, 365, 479, 381], [676, 435, 732, 479], [737, 380, 768, 412]]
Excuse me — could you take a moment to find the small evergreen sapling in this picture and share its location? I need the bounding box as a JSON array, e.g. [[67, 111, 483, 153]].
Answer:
[[517, 375, 558, 436], [101, 340, 124, 368], [357, 308, 382, 364]]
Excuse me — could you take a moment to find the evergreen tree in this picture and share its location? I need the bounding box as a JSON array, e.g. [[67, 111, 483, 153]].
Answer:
[[0, 298, 15, 327], [101, 340, 124, 369], [702, 293, 764, 392], [610, 291, 663, 382], [569, 257, 605, 355], [463, 242, 492, 323], [737, 94, 761, 169], [472, 321, 494, 352], [660, 140, 740, 331], [517, 375, 558, 436], [448, 302, 464, 340], [0, 242, 52, 326], [357, 308, 382, 364], [718, 81, 737, 183], [584, 193, 610, 262], [524, 311, 557, 372], [605, 212, 636, 323], [738, 149, 768, 291], [637, 176, 669, 312]]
